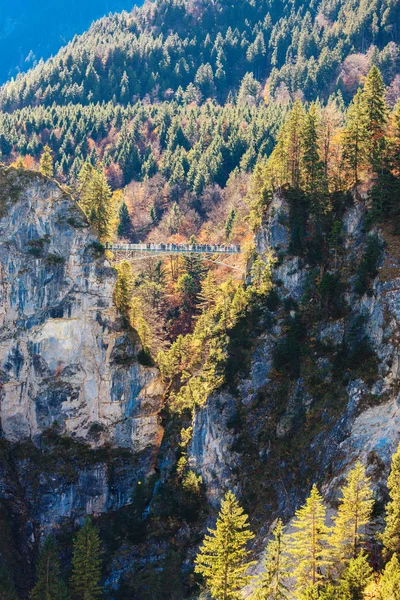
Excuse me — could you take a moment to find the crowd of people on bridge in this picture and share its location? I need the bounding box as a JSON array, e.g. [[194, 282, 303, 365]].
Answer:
[[106, 242, 241, 254]]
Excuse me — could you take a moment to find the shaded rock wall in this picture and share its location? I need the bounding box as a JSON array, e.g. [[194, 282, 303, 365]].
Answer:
[[0, 167, 163, 451], [187, 190, 400, 572], [0, 168, 164, 553]]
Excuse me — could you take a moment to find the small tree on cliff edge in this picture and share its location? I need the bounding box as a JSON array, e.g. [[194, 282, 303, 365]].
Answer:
[[195, 490, 255, 599], [70, 518, 102, 600], [39, 145, 53, 178]]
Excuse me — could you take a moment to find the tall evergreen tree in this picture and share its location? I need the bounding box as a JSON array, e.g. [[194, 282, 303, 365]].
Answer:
[[77, 161, 95, 215], [287, 485, 330, 595], [382, 442, 400, 558], [198, 271, 218, 311], [117, 202, 132, 239], [330, 461, 374, 571], [342, 89, 369, 185], [237, 73, 261, 104], [177, 245, 207, 315], [252, 519, 291, 600], [70, 518, 102, 600], [263, 99, 306, 191], [39, 145, 53, 178], [30, 536, 69, 600], [301, 102, 327, 216], [362, 66, 388, 173], [194, 491, 255, 600], [284, 99, 306, 189], [225, 209, 236, 240], [89, 170, 115, 243]]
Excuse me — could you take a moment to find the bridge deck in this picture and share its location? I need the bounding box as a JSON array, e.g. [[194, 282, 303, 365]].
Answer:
[[106, 243, 241, 255]]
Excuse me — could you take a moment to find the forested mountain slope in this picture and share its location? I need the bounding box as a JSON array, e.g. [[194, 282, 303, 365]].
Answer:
[[1, 0, 399, 111], [0, 0, 399, 205], [0, 0, 140, 84]]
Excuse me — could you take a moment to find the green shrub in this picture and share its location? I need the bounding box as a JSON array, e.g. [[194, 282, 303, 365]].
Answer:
[[86, 241, 105, 255], [137, 347, 154, 366], [27, 236, 50, 257], [45, 253, 65, 266]]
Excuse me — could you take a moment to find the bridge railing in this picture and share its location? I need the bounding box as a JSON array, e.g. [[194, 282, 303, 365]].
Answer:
[[105, 242, 241, 254]]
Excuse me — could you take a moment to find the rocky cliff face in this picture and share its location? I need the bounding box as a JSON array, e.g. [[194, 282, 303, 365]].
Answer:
[[253, 192, 400, 490], [187, 189, 400, 571], [0, 167, 164, 575], [0, 166, 163, 451]]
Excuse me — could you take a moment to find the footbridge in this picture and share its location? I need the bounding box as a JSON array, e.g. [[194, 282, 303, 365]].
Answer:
[[105, 242, 243, 271], [105, 242, 241, 255]]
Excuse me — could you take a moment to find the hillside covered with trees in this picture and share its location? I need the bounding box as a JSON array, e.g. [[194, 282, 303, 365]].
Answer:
[[0, 0, 139, 84], [1, 0, 400, 110], [0, 0, 399, 236]]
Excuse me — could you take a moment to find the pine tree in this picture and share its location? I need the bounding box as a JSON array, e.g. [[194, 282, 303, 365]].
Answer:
[[0, 566, 19, 600], [330, 461, 374, 571], [117, 202, 132, 239], [198, 271, 218, 311], [382, 442, 400, 558], [252, 519, 291, 600], [342, 89, 369, 186], [237, 72, 261, 104], [339, 552, 373, 600], [298, 585, 320, 599], [183, 246, 207, 281], [30, 536, 69, 600], [285, 99, 306, 189], [287, 484, 330, 595], [380, 553, 400, 599], [70, 518, 102, 600], [149, 204, 157, 224], [260, 100, 305, 192], [194, 491, 255, 600], [362, 66, 388, 173], [301, 102, 327, 214], [89, 170, 115, 243], [77, 161, 95, 215], [225, 209, 236, 240], [39, 145, 53, 177]]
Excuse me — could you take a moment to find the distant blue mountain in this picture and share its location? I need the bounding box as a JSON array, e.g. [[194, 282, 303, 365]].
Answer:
[[0, 0, 142, 83]]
